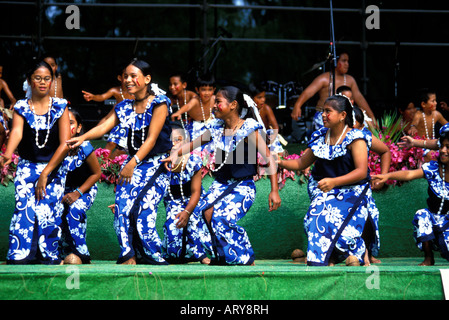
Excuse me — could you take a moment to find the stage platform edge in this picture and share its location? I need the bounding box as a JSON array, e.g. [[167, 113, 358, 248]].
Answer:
[[0, 257, 447, 300]]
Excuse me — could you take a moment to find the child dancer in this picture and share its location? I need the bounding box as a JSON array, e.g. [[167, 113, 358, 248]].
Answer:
[[0, 60, 70, 264], [372, 125, 449, 266], [408, 88, 447, 162], [60, 108, 101, 264], [82, 68, 134, 157], [171, 74, 216, 141], [163, 86, 281, 265], [250, 83, 285, 155], [67, 59, 172, 265], [168, 72, 198, 136], [278, 94, 370, 266], [162, 122, 211, 264]]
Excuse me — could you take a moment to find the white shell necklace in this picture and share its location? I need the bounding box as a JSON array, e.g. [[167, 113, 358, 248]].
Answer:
[[167, 155, 187, 204], [130, 99, 148, 150], [29, 97, 52, 149], [211, 119, 245, 173], [423, 112, 435, 139], [325, 125, 348, 153], [199, 99, 212, 123], [177, 90, 189, 139], [438, 165, 448, 215]]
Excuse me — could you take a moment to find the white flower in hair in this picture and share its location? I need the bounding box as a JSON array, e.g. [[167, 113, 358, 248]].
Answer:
[[151, 83, 166, 96], [336, 93, 356, 127], [243, 94, 266, 131]]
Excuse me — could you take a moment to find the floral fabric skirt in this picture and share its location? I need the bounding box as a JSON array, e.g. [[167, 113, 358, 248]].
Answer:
[[195, 178, 256, 265], [162, 193, 211, 263], [413, 208, 449, 261], [7, 159, 67, 264], [113, 154, 170, 264], [60, 185, 98, 263], [305, 178, 370, 266]]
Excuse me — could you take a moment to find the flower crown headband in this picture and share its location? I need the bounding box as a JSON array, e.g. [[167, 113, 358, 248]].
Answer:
[[336, 93, 356, 127]]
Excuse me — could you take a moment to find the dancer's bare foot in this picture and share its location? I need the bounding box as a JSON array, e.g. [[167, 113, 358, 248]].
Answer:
[[370, 256, 381, 264], [363, 250, 371, 266], [64, 253, 82, 265], [418, 257, 435, 266], [345, 255, 360, 266], [122, 256, 137, 265], [201, 257, 211, 265]]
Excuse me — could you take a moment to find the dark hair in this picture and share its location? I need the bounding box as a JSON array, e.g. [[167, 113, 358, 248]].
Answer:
[[353, 106, 364, 125], [324, 94, 355, 127], [336, 48, 349, 60], [196, 73, 216, 88], [68, 108, 84, 136], [26, 60, 54, 81], [218, 86, 256, 120], [169, 120, 184, 131], [170, 71, 188, 83], [128, 58, 155, 95], [415, 88, 435, 108], [248, 82, 266, 97], [336, 85, 352, 95], [397, 99, 415, 112], [38, 52, 60, 77]]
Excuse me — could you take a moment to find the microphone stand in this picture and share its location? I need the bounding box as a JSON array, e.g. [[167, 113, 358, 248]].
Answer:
[[328, 0, 337, 96]]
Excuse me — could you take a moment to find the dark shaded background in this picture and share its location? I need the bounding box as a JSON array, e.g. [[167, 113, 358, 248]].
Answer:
[[1, 0, 449, 131]]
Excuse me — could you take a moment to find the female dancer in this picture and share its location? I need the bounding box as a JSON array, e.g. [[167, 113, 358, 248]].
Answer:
[[353, 105, 391, 265], [162, 122, 211, 264], [67, 59, 172, 265], [163, 86, 281, 265], [373, 126, 449, 266], [0, 60, 70, 264], [60, 108, 101, 264], [278, 94, 370, 266]]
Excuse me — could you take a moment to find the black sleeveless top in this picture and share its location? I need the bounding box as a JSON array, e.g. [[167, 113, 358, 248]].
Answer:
[[312, 150, 370, 187], [214, 138, 257, 183], [16, 96, 69, 163], [18, 120, 60, 162]]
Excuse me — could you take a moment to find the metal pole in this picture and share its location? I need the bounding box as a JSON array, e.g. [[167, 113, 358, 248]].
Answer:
[[361, 0, 368, 95]]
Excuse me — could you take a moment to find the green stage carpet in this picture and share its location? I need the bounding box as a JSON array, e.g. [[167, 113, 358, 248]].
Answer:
[[0, 258, 447, 300], [0, 172, 444, 301]]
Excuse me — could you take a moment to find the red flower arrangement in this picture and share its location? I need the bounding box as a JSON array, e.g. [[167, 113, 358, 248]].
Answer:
[[94, 148, 127, 185]]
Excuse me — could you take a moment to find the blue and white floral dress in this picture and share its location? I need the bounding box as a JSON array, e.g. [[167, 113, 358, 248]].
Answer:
[[162, 153, 211, 263], [7, 98, 68, 264], [305, 127, 370, 266], [413, 161, 449, 261], [113, 95, 172, 264], [107, 123, 128, 151], [59, 141, 98, 263], [360, 126, 380, 257], [194, 118, 262, 265]]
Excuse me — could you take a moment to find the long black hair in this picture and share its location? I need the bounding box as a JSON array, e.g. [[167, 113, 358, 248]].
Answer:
[[324, 94, 355, 128], [217, 86, 257, 121], [128, 58, 155, 95]]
